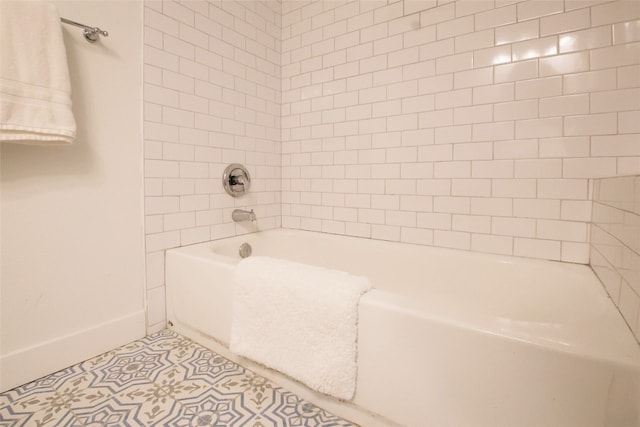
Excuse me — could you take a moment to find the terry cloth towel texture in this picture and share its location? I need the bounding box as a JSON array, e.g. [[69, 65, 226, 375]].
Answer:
[[0, 1, 76, 144], [230, 256, 372, 400]]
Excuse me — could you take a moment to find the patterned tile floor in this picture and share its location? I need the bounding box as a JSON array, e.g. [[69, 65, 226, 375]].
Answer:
[[0, 330, 356, 426]]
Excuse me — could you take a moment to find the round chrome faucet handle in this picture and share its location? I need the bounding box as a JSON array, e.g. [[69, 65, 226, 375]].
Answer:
[[229, 171, 246, 187], [223, 164, 251, 197]]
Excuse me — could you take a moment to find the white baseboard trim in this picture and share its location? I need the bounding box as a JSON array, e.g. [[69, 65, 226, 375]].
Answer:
[[0, 310, 146, 392]]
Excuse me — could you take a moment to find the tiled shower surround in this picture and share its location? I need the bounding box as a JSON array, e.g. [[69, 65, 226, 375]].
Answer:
[[143, 0, 283, 332], [590, 175, 640, 341], [144, 0, 640, 331]]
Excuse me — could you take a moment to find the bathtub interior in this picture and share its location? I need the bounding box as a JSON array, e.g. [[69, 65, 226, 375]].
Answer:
[[209, 229, 598, 315]]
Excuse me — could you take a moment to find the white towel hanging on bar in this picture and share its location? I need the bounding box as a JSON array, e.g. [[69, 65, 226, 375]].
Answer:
[[0, 1, 76, 144]]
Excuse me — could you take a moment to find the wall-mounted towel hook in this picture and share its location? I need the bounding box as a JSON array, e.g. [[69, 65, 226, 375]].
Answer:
[[60, 17, 108, 43]]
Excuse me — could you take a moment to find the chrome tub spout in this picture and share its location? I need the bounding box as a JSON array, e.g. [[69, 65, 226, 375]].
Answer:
[[232, 209, 256, 222]]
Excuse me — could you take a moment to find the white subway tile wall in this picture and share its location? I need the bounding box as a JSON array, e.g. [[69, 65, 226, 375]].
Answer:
[[281, 0, 639, 260], [591, 176, 640, 342], [144, 0, 640, 331], [143, 0, 282, 332]]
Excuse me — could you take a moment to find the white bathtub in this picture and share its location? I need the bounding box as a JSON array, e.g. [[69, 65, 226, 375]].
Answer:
[[166, 229, 640, 427]]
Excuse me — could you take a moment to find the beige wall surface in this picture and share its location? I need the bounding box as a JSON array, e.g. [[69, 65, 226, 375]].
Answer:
[[0, 0, 146, 391]]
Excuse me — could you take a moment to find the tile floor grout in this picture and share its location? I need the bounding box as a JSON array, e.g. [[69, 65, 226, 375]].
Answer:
[[0, 330, 357, 426]]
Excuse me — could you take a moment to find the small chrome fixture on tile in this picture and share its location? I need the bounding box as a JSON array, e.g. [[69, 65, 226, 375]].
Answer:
[[239, 242, 252, 258], [232, 209, 256, 223], [223, 164, 251, 197]]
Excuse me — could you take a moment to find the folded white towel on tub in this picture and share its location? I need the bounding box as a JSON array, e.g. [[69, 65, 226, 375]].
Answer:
[[230, 256, 372, 401], [0, 1, 76, 144]]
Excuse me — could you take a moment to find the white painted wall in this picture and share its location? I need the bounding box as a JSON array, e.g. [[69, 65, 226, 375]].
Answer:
[[0, 0, 146, 391]]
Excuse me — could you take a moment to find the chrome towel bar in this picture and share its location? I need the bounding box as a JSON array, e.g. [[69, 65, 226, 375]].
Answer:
[[60, 17, 108, 43]]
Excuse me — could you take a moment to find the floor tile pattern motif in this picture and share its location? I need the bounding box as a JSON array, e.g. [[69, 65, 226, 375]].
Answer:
[[0, 330, 356, 426]]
